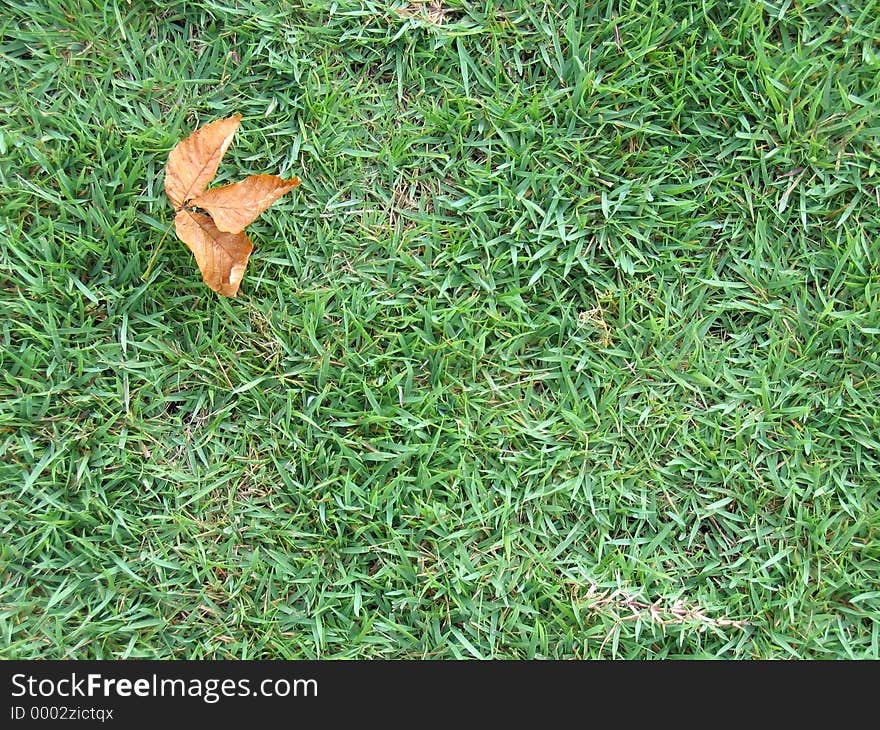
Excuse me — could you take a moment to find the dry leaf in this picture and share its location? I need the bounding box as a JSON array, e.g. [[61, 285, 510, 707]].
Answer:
[[164, 113, 300, 297], [189, 174, 301, 234], [174, 210, 253, 298], [165, 114, 241, 209]]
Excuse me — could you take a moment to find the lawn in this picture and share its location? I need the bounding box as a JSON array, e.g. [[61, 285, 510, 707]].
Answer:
[[1, 0, 878, 659]]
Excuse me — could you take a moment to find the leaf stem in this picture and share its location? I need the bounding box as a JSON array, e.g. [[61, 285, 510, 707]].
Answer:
[[142, 217, 176, 281]]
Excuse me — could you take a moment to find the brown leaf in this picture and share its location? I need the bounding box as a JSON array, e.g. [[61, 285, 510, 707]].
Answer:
[[189, 174, 301, 233], [174, 209, 253, 298], [164, 114, 301, 297], [164, 113, 242, 209]]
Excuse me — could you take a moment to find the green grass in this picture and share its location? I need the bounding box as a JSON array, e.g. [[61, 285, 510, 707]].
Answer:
[[1, 0, 879, 659]]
